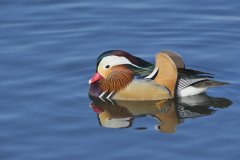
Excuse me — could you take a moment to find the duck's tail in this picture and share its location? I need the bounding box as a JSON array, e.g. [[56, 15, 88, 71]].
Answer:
[[192, 80, 229, 88], [178, 80, 229, 97]]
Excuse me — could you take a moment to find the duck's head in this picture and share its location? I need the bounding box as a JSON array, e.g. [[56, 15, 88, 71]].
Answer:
[[89, 50, 153, 84], [89, 50, 154, 92]]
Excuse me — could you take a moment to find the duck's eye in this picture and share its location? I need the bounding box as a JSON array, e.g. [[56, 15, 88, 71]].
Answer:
[[105, 65, 110, 69]]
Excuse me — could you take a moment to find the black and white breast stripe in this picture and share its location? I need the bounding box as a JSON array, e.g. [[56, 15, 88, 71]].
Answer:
[[177, 77, 208, 90]]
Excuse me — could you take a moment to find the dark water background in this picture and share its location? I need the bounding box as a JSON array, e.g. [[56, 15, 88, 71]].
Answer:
[[1, 0, 240, 159]]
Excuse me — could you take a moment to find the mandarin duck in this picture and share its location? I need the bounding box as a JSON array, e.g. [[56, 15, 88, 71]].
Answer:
[[89, 50, 228, 101]]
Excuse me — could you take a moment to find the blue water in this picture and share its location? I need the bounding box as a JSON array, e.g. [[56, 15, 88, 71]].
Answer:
[[1, 0, 240, 159]]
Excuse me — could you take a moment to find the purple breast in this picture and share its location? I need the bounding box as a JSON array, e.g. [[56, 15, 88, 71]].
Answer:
[[89, 82, 102, 97]]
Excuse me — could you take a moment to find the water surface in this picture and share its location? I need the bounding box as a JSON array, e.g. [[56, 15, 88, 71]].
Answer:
[[1, 0, 240, 160]]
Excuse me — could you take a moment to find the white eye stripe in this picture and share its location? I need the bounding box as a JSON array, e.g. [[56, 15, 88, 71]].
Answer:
[[99, 56, 141, 68]]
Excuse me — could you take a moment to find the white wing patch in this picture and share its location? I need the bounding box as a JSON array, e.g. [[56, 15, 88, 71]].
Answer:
[[145, 67, 159, 79], [99, 55, 141, 68]]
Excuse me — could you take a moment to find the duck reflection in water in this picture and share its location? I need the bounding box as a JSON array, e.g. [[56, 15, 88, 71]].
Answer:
[[89, 94, 232, 133]]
